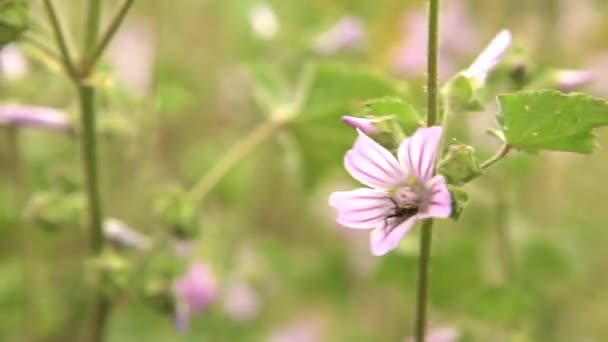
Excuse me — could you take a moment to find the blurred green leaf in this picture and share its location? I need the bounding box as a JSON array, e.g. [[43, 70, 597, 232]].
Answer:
[[249, 63, 290, 114], [289, 63, 404, 189], [0, 0, 28, 45], [497, 90, 608, 153], [465, 285, 532, 322], [520, 239, 571, 282], [153, 187, 199, 239]]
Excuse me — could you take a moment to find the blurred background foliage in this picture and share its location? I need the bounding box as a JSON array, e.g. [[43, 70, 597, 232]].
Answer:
[[1, 0, 608, 341]]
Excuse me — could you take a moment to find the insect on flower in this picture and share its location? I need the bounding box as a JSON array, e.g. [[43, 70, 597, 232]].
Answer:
[[329, 126, 452, 256]]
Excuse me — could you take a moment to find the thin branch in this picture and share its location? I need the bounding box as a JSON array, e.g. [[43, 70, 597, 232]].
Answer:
[[82, 0, 134, 74], [42, 0, 78, 78]]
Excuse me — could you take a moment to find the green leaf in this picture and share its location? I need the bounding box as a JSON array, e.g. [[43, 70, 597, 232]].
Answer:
[[497, 90, 608, 153], [361, 97, 422, 135], [288, 63, 404, 189], [448, 185, 469, 221], [438, 141, 482, 185], [249, 63, 290, 114], [0, 0, 28, 45]]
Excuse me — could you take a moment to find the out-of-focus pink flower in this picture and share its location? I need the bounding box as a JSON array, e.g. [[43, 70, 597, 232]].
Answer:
[[314, 16, 365, 56], [587, 52, 608, 97], [405, 327, 460, 342], [223, 281, 260, 322], [249, 3, 279, 40], [463, 30, 512, 85], [108, 18, 156, 96], [0, 104, 70, 131], [554, 69, 594, 93], [392, 0, 479, 77], [268, 317, 324, 342], [329, 127, 451, 256], [0, 44, 28, 80], [341, 115, 381, 135], [174, 262, 218, 332]]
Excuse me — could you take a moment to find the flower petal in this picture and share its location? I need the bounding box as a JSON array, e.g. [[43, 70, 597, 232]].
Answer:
[[398, 126, 442, 183], [369, 216, 418, 256], [344, 129, 404, 189], [329, 188, 393, 229], [421, 175, 452, 218], [463, 29, 511, 84]]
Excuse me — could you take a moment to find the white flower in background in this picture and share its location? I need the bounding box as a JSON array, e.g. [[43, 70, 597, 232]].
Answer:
[[250, 3, 279, 40], [463, 30, 512, 85], [0, 44, 28, 80], [108, 18, 156, 96], [103, 218, 152, 250]]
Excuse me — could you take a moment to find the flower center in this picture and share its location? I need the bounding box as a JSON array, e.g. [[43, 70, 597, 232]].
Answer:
[[393, 184, 430, 211]]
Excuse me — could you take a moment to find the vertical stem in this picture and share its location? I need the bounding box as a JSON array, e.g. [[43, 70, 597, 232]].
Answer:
[[78, 84, 109, 342], [415, 0, 440, 341], [78, 84, 104, 252]]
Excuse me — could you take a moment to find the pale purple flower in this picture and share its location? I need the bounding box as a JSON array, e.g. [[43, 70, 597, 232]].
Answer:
[[0, 44, 28, 80], [174, 262, 218, 332], [314, 16, 365, 56], [223, 281, 260, 322], [329, 127, 451, 256], [555, 69, 594, 92], [404, 327, 460, 342], [341, 115, 381, 135], [463, 30, 512, 85], [0, 104, 70, 131], [392, 0, 479, 77]]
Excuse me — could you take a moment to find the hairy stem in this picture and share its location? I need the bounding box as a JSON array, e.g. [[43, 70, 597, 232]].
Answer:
[[415, 0, 440, 341], [190, 116, 289, 203], [480, 144, 511, 170]]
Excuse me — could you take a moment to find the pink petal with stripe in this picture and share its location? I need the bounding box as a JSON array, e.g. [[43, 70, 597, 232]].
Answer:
[[398, 126, 442, 183], [369, 216, 418, 256], [329, 188, 393, 229], [344, 129, 404, 190]]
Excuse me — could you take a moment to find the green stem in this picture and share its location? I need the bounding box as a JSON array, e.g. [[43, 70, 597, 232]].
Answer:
[[82, 0, 134, 73], [78, 85, 104, 252], [480, 144, 511, 170], [84, 0, 103, 57], [415, 0, 440, 341], [190, 116, 289, 203], [42, 0, 78, 79]]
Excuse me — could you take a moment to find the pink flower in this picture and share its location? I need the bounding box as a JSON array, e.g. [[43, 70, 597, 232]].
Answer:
[[314, 16, 365, 56], [341, 115, 381, 135], [223, 281, 260, 322], [174, 262, 218, 332], [329, 127, 451, 256], [0, 104, 70, 131], [555, 69, 594, 92]]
